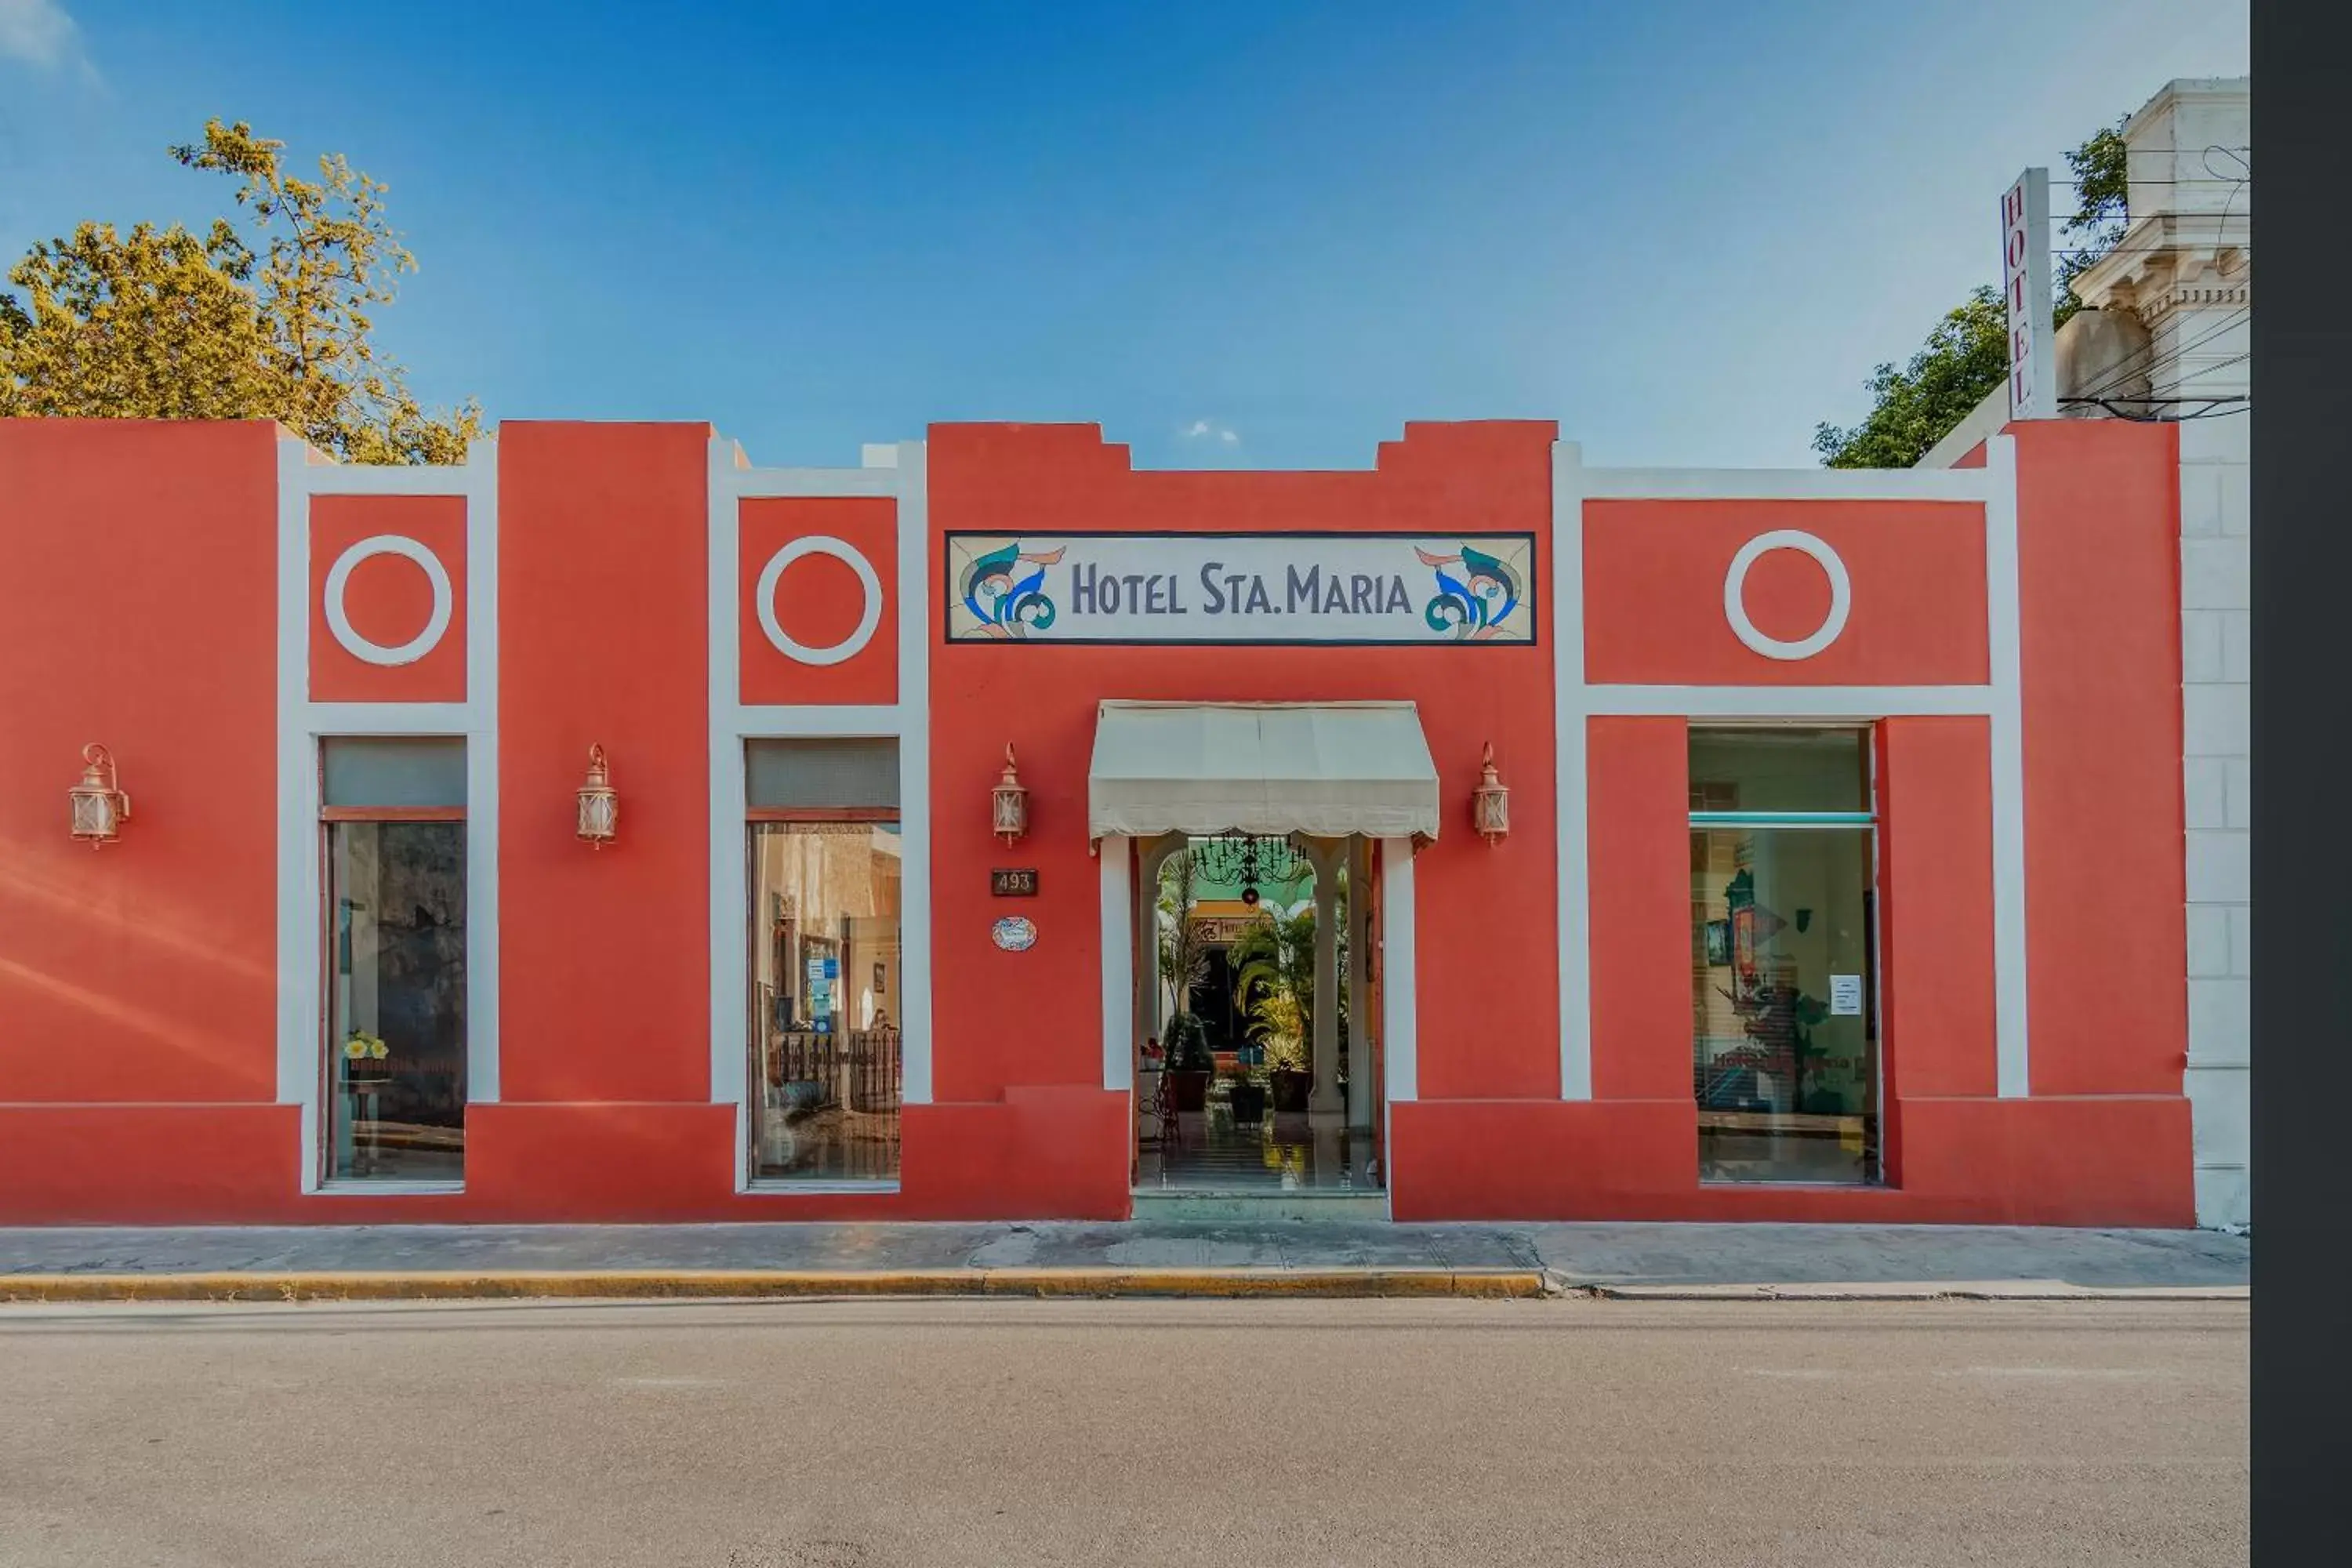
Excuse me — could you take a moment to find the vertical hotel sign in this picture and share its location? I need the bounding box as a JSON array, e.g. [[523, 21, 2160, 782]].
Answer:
[[2002, 166, 2056, 420]]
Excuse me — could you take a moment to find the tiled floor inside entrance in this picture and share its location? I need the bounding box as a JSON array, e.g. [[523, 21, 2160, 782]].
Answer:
[[1135, 1103, 1375, 1193]]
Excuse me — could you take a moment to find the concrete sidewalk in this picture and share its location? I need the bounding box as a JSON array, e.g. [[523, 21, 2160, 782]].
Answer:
[[0, 1219, 2249, 1301]]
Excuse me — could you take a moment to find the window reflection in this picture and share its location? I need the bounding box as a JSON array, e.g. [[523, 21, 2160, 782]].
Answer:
[[1689, 729, 1879, 1185], [328, 821, 466, 1182], [748, 822, 903, 1181]]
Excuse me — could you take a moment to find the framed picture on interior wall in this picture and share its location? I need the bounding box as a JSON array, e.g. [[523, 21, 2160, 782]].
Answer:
[[873, 962, 886, 996], [1704, 920, 1732, 967], [1732, 906, 1763, 1008]]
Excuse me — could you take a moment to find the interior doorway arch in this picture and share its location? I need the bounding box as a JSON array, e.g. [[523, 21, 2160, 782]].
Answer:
[[1103, 829, 1415, 1205]]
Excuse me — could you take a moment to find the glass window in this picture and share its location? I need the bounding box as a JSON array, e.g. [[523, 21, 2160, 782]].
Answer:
[[749, 821, 904, 1181], [1689, 728, 1867, 816], [322, 737, 467, 809], [327, 818, 467, 1182], [1689, 728, 1878, 1185], [746, 738, 899, 811]]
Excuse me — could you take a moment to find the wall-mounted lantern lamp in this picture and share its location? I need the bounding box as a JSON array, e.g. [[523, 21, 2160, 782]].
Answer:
[[576, 743, 618, 848], [993, 744, 1029, 844], [68, 743, 130, 848], [1472, 741, 1509, 844]]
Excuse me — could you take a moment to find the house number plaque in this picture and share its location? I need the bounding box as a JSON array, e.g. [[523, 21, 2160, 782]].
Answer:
[[991, 868, 1039, 897]]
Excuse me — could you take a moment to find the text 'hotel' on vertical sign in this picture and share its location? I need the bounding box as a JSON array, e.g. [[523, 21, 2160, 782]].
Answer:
[[943, 532, 1537, 645], [2001, 166, 2056, 421]]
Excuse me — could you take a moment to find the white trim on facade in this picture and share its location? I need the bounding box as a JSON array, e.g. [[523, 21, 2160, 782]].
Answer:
[[1377, 838, 1418, 1106], [300, 702, 477, 735], [753, 536, 885, 666], [1580, 466, 1998, 503], [1551, 441, 1593, 1101], [708, 439, 935, 1192], [1983, 434, 2032, 1098], [291, 462, 477, 497], [732, 705, 908, 739], [321, 535, 456, 666], [274, 437, 314, 1184], [705, 436, 746, 1167], [463, 441, 503, 1110], [1582, 685, 1999, 717], [1099, 837, 1134, 1094], [731, 466, 901, 499], [891, 441, 936, 1110], [1722, 531, 1853, 661], [274, 435, 499, 1193]]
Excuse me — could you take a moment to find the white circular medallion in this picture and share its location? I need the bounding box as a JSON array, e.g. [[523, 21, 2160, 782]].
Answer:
[[1722, 530, 1852, 662], [323, 535, 455, 666], [992, 916, 1037, 953], [756, 536, 884, 667]]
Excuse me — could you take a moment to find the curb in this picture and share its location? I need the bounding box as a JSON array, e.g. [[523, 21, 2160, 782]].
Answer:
[[0, 1267, 1551, 1304], [1576, 1281, 2249, 1302]]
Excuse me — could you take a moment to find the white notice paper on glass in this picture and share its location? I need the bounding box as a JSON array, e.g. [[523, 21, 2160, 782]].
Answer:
[[1828, 975, 1864, 1016]]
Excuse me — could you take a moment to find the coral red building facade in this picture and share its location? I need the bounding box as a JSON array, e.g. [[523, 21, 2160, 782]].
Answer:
[[0, 416, 2193, 1225]]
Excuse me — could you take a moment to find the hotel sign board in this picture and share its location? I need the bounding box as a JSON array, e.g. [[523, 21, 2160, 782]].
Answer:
[[945, 532, 1536, 646], [2001, 166, 2056, 420]]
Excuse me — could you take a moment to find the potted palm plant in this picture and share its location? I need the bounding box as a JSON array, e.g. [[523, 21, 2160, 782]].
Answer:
[[1236, 906, 1316, 1114], [1261, 1034, 1310, 1115]]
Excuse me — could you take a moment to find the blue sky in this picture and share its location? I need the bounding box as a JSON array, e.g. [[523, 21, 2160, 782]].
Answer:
[[1, 1, 2246, 469]]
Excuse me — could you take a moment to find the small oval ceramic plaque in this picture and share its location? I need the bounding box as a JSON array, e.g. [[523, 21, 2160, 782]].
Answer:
[[991, 915, 1037, 953]]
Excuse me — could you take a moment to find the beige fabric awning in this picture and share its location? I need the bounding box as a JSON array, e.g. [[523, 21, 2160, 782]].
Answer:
[[1087, 701, 1440, 841]]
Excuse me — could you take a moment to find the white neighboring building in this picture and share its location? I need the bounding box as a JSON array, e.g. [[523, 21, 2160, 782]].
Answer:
[[1924, 76, 2251, 1229]]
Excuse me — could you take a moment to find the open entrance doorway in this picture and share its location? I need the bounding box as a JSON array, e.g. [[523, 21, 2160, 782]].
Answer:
[[1133, 832, 1383, 1195], [1091, 700, 1436, 1209]]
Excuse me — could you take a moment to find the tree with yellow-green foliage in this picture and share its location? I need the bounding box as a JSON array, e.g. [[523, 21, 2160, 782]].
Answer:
[[0, 119, 480, 464]]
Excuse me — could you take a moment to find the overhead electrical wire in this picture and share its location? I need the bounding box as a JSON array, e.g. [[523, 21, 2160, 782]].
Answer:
[[2070, 306, 2250, 405], [2043, 169, 2251, 415], [2069, 307, 2249, 405]]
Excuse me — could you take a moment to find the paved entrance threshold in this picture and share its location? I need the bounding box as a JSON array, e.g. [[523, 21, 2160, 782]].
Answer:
[[1135, 1105, 1375, 1196], [0, 1221, 2248, 1301]]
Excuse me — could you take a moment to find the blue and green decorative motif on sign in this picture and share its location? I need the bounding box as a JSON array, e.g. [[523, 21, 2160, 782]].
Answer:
[[1415, 543, 1523, 641], [959, 541, 1066, 640]]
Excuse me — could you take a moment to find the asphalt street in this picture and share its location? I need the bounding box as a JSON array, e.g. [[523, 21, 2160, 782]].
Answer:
[[0, 1298, 2246, 1567]]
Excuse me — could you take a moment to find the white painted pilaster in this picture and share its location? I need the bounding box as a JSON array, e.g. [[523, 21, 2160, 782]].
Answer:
[[1378, 838, 1417, 1105], [461, 441, 501, 1106], [275, 437, 498, 1192], [1984, 434, 2032, 1098], [707, 441, 932, 1189], [1100, 836, 1134, 1094], [893, 440, 935, 1108], [706, 435, 749, 1178], [1552, 441, 1593, 1101]]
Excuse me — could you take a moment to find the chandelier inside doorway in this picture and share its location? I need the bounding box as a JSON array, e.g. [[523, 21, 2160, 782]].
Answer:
[[1192, 830, 1307, 907]]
